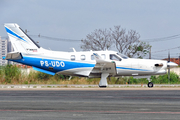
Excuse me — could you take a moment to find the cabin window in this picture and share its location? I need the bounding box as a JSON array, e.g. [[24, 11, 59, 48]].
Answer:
[[91, 55, 95, 60], [101, 54, 106, 60], [71, 55, 75, 61], [81, 55, 86, 60], [110, 54, 121, 61]]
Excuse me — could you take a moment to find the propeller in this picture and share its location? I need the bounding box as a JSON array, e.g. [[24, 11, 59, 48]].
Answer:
[[167, 51, 170, 83]]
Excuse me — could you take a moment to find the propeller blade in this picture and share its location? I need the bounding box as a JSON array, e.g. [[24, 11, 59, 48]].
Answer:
[[168, 51, 170, 62], [168, 51, 170, 83], [168, 67, 170, 83]]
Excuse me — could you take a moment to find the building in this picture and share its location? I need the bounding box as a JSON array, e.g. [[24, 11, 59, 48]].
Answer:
[[0, 36, 13, 66]]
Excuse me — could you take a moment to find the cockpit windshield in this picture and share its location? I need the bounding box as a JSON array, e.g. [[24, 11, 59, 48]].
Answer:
[[110, 54, 121, 61], [116, 53, 129, 59]]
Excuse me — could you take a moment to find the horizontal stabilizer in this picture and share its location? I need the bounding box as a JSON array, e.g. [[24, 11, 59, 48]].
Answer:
[[33, 66, 55, 75], [6, 52, 23, 60], [2, 56, 6, 60]]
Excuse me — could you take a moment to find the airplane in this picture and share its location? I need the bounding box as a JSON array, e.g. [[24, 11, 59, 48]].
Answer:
[[4, 23, 178, 88]]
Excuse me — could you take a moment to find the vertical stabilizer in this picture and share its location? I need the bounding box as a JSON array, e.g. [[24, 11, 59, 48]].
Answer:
[[4, 23, 40, 53]]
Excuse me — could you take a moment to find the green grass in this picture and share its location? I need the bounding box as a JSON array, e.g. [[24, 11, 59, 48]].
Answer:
[[0, 65, 180, 85]]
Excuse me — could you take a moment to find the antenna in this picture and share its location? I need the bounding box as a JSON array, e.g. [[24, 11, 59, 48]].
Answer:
[[71, 48, 76, 52]]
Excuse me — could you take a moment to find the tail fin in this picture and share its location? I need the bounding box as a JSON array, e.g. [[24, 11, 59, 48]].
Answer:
[[4, 23, 40, 53]]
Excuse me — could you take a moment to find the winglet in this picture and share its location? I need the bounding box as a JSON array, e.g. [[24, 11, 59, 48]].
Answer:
[[93, 53, 102, 60]]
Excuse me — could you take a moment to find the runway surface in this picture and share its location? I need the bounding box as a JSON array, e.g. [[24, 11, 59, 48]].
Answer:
[[0, 88, 180, 120]]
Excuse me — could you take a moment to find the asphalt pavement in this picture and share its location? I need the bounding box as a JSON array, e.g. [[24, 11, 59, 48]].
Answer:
[[0, 89, 180, 120]]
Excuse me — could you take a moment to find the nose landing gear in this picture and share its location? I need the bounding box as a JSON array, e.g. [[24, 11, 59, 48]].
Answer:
[[147, 77, 153, 88], [148, 82, 153, 88]]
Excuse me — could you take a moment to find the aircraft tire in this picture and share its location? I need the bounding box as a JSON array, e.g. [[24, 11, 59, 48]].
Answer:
[[148, 82, 153, 88], [99, 86, 107, 88]]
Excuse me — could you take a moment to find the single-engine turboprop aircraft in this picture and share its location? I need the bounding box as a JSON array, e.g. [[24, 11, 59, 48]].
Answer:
[[4, 23, 178, 88]]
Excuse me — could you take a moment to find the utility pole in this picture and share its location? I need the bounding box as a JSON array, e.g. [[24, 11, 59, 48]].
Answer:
[[179, 53, 180, 67], [179, 53, 180, 76]]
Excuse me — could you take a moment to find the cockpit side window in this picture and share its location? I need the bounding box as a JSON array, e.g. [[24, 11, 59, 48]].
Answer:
[[110, 54, 121, 61]]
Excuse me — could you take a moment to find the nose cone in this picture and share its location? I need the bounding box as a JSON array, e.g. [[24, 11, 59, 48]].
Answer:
[[167, 62, 178, 68]]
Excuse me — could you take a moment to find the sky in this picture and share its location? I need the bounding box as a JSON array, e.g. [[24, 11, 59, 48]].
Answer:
[[0, 0, 180, 59]]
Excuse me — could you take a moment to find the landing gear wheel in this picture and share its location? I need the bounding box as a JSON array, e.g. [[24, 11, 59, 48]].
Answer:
[[148, 82, 153, 88], [99, 86, 107, 88]]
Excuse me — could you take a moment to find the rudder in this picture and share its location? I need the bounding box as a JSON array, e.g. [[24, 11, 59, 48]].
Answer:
[[4, 23, 40, 53]]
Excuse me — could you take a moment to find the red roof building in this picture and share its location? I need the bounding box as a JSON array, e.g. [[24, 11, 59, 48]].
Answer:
[[163, 58, 180, 66]]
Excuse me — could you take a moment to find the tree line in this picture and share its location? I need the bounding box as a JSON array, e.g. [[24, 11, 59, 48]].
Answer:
[[81, 25, 151, 58]]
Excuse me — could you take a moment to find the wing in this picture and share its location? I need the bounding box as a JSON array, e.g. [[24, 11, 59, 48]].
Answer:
[[89, 53, 117, 78]]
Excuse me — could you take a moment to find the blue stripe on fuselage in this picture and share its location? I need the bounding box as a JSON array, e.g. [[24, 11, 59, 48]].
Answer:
[[11, 56, 95, 73], [116, 67, 150, 71]]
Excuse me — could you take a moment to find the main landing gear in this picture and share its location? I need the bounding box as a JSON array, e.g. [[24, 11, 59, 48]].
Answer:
[[99, 73, 109, 88]]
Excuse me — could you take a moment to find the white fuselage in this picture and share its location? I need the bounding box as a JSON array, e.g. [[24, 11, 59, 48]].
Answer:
[[16, 48, 168, 78]]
